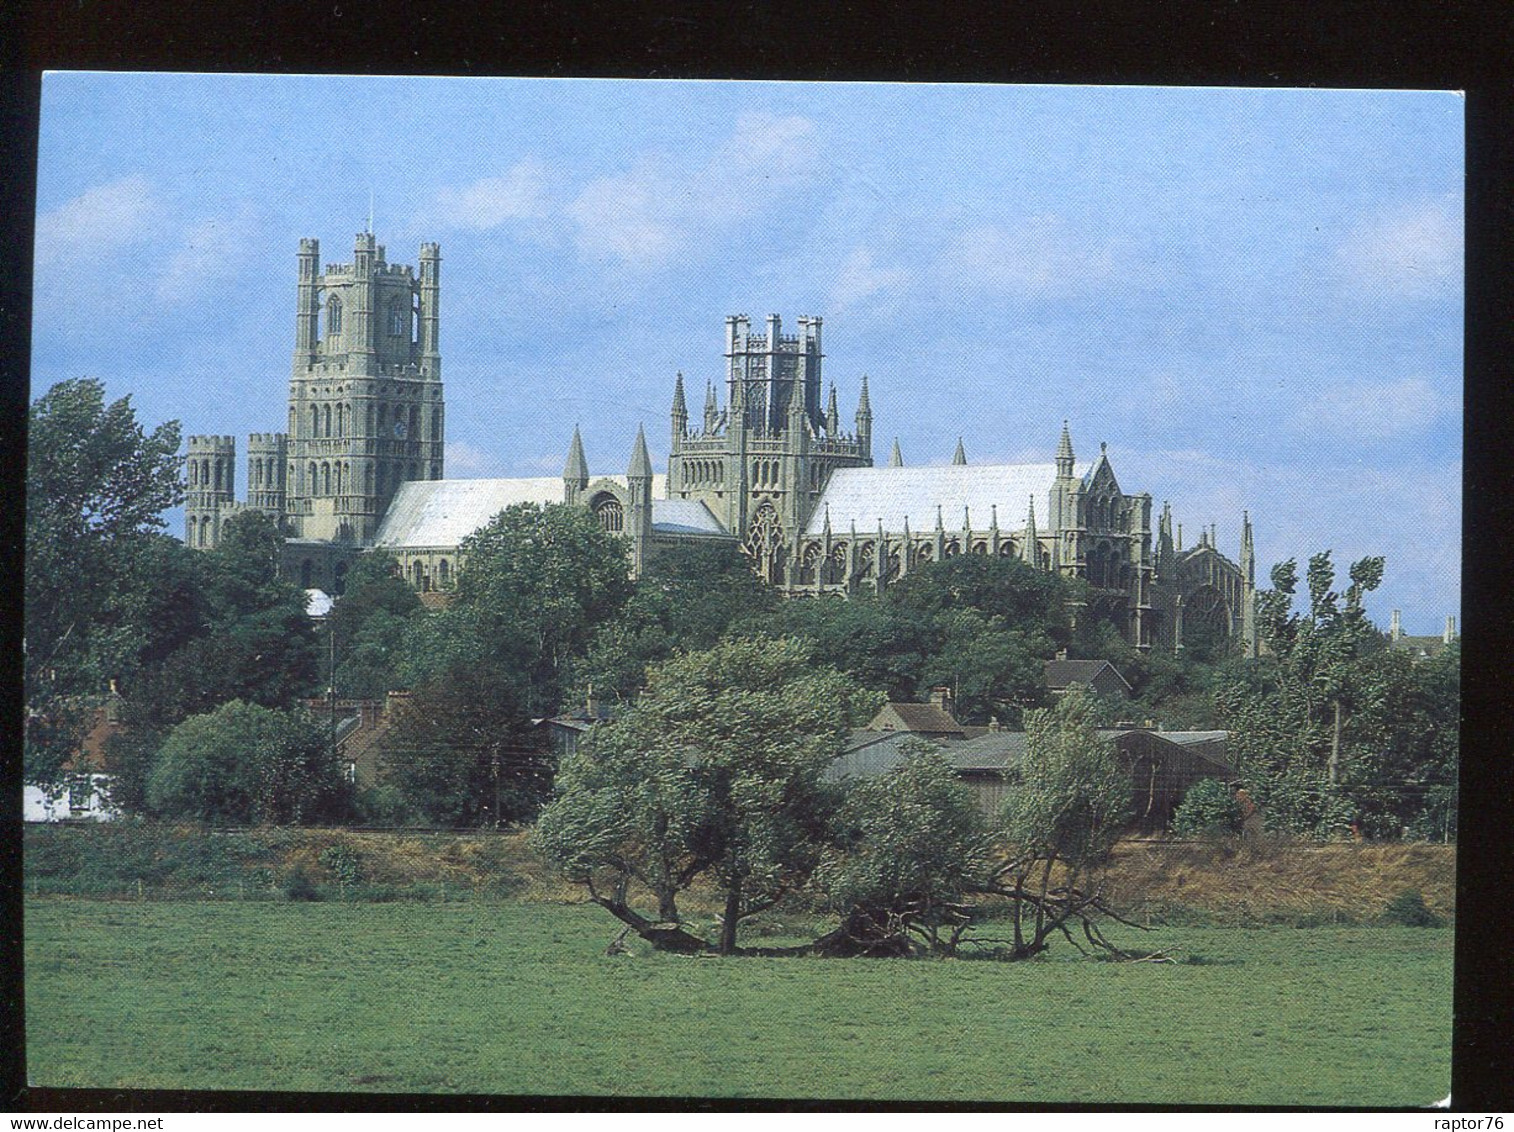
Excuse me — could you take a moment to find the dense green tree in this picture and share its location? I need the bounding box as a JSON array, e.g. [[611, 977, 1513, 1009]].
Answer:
[[981, 686, 1134, 958], [812, 744, 988, 956], [136, 511, 320, 724], [1212, 551, 1460, 840], [886, 553, 1072, 645], [572, 541, 778, 705], [25, 379, 184, 782], [380, 504, 632, 825], [534, 637, 877, 953], [146, 700, 350, 824], [328, 551, 420, 699]]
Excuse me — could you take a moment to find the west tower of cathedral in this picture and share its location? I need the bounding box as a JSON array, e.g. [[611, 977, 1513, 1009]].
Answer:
[[186, 235, 1256, 656]]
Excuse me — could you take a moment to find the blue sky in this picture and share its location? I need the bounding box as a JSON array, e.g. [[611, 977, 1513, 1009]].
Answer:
[[32, 75, 1462, 633]]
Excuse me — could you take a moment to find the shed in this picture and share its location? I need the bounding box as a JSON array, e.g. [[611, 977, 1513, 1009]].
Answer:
[[1044, 658, 1133, 700]]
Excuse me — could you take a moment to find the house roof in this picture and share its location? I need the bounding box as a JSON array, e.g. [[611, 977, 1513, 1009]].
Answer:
[[804, 462, 1088, 537], [1044, 658, 1132, 693], [867, 701, 967, 735]]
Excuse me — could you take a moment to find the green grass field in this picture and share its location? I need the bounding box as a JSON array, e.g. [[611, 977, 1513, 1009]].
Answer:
[[25, 898, 1451, 1105]]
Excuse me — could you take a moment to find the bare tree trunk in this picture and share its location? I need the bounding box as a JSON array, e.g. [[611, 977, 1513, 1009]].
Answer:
[[718, 880, 742, 955], [1329, 699, 1342, 784]]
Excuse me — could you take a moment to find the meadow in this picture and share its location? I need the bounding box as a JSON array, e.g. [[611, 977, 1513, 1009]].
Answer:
[[25, 897, 1452, 1105]]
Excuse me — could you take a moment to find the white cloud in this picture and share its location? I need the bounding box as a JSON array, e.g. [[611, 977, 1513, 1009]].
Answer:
[[565, 111, 820, 268], [937, 215, 1118, 298], [1290, 376, 1446, 441], [1336, 195, 1462, 299], [829, 246, 909, 315], [428, 158, 550, 231], [446, 440, 510, 477], [154, 204, 260, 304], [35, 175, 159, 267]]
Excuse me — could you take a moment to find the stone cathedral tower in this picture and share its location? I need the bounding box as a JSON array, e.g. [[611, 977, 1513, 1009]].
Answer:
[[666, 314, 872, 584], [287, 232, 444, 543], [186, 232, 443, 581]]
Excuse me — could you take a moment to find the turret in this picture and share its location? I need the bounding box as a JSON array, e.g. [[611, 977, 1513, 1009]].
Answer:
[[1056, 420, 1075, 479], [418, 242, 441, 377], [952, 437, 967, 466], [703, 379, 719, 433], [671, 372, 688, 444], [246, 432, 288, 520], [855, 375, 873, 458], [826, 383, 840, 436], [626, 425, 655, 577], [889, 437, 903, 468], [295, 238, 320, 362], [563, 425, 589, 506], [185, 435, 237, 550], [1022, 495, 1038, 567]]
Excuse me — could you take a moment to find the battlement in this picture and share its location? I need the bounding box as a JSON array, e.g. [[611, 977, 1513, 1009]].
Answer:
[[187, 435, 237, 451], [248, 432, 288, 449]]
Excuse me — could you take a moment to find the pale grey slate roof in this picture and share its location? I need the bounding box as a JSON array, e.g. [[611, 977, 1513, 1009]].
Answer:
[[374, 478, 566, 549], [372, 473, 671, 549], [652, 499, 729, 537], [806, 462, 1089, 537]]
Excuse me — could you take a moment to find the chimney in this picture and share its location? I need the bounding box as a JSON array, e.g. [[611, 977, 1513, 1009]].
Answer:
[[1055, 648, 1069, 661], [929, 686, 956, 719], [988, 716, 1002, 733], [1444, 615, 1456, 644], [1390, 609, 1402, 641]]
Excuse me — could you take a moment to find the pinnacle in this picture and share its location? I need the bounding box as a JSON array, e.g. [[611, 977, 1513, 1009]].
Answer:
[[564, 424, 588, 482], [628, 424, 653, 479]]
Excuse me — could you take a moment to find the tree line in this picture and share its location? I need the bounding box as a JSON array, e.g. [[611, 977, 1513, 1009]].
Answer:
[[26, 379, 1458, 847]]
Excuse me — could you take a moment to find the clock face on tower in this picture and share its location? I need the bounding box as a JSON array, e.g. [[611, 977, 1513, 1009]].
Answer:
[[393, 420, 407, 439]]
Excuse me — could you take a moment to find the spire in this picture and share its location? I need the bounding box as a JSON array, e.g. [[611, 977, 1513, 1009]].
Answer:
[[628, 424, 652, 480], [952, 437, 967, 465], [823, 504, 832, 537], [704, 378, 719, 432], [855, 374, 872, 420], [936, 503, 944, 530], [563, 425, 588, 486], [671, 372, 687, 419], [1056, 420, 1075, 476], [1240, 510, 1255, 585], [1022, 495, 1038, 564], [889, 438, 903, 467], [826, 382, 840, 435]]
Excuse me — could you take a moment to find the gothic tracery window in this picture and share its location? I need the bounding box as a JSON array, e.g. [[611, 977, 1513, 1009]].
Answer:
[[743, 502, 786, 584], [327, 295, 343, 336], [593, 495, 624, 533]]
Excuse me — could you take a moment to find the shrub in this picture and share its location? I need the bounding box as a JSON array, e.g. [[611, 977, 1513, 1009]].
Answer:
[[1381, 888, 1442, 927], [1172, 778, 1242, 837], [283, 864, 323, 902]]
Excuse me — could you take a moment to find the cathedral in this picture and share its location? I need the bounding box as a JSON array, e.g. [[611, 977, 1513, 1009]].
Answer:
[[186, 231, 1256, 655]]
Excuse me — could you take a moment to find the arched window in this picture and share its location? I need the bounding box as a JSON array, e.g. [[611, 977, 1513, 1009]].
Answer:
[[309, 405, 319, 437], [592, 495, 624, 533], [189, 461, 198, 487], [335, 463, 344, 495], [409, 405, 419, 437], [307, 462, 317, 493], [327, 295, 343, 336], [336, 404, 345, 438], [365, 465, 375, 494], [321, 462, 331, 496], [388, 299, 405, 337], [438, 559, 450, 587], [377, 403, 389, 434], [411, 560, 425, 589], [366, 403, 375, 435], [323, 405, 332, 438]]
